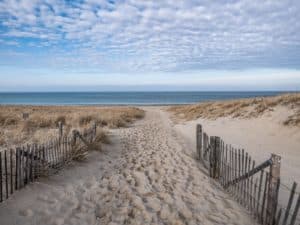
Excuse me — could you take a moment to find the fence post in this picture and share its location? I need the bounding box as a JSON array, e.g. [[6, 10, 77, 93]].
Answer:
[[209, 136, 221, 179], [267, 154, 281, 225], [196, 124, 202, 160], [58, 122, 63, 143], [93, 122, 97, 141]]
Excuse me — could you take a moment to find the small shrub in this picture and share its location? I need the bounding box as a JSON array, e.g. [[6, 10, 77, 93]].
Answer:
[[94, 130, 110, 144], [4, 116, 19, 126], [22, 117, 53, 131], [133, 110, 145, 119], [0, 114, 5, 125], [95, 118, 108, 127], [37, 118, 53, 128], [108, 118, 126, 128], [283, 112, 300, 126], [0, 133, 5, 145], [87, 130, 109, 152], [70, 144, 88, 161]]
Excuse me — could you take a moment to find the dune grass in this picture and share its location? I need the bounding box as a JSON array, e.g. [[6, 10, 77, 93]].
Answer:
[[168, 93, 300, 126], [0, 106, 144, 149]]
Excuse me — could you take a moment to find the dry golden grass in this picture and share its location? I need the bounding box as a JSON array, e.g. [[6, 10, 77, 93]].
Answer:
[[0, 106, 144, 148], [65, 129, 110, 162], [168, 93, 300, 126]]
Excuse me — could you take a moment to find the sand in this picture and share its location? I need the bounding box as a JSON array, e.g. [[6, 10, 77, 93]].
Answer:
[[175, 107, 300, 183], [172, 106, 300, 196], [0, 107, 256, 225]]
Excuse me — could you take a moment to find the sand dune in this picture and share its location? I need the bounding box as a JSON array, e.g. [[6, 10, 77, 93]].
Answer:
[[171, 106, 300, 189], [0, 108, 256, 225]]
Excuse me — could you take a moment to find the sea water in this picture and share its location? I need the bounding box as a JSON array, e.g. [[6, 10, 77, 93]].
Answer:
[[0, 91, 289, 105]]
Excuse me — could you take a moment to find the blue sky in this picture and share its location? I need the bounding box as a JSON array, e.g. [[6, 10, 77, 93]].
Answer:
[[0, 0, 300, 91]]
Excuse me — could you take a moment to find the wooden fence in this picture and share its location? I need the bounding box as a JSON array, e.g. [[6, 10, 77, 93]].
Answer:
[[0, 123, 97, 203], [196, 124, 300, 225]]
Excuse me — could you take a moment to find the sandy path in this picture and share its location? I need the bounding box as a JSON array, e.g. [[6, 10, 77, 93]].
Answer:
[[0, 108, 256, 225]]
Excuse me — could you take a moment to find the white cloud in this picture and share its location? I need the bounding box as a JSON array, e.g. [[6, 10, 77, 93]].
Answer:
[[0, 0, 299, 72]]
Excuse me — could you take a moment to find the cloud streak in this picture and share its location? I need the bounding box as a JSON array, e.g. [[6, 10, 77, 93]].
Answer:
[[0, 0, 300, 73]]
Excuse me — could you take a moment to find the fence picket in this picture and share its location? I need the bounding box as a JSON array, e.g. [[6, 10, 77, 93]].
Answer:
[[257, 170, 264, 219], [275, 208, 282, 225], [220, 141, 224, 185], [244, 152, 248, 206], [54, 140, 57, 166], [242, 150, 246, 205], [261, 172, 269, 225], [20, 147, 24, 188], [196, 124, 202, 160], [271, 178, 280, 225], [51, 141, 55, 167], [253, 178, 258, 216], [229, 148, 233, 193], [283, 182, 297, 225], [250, 160, 255, 211], [237, 149, 241, 202], [225, 145, 228, 187], [10, 149, 13, 195], [30, 145, 33, 182], [15, 148, 18, 190], [233, 148, 237, 196], [289, 194, 300, 225], [17, 148, 21, 189], [0, 152, 2, 202], [4, 150, 8, 199], [25, 146, 29, 185], [57, 140, 61, 165]]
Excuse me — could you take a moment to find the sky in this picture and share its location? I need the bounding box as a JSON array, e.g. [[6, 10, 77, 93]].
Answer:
[[0, 0, 300, 91]]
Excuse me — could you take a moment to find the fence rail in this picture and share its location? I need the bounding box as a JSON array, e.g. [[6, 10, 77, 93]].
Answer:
[[0, 123, 97, 203], [196, 124, 300, 225]]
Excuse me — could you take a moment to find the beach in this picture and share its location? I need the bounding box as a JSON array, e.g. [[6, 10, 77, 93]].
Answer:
[[1, 0, 299, 223], [0, 107, 257, 225], [0, 94, 299, 224]]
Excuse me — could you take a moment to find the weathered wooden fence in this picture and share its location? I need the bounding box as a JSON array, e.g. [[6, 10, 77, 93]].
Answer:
[[196, 124, 300, 225], [0, 123, 97, 203]]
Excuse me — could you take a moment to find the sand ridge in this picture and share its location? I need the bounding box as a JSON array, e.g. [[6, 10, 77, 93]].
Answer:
[[0, 108, 257, 225]]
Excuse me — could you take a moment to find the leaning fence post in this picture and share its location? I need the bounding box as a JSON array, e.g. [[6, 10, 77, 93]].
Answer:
[[196, 124, 202, 160], [267, 154, 281, 225]]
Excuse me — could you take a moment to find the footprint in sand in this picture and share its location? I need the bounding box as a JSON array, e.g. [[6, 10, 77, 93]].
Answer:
[[19, 209, 34, 217]]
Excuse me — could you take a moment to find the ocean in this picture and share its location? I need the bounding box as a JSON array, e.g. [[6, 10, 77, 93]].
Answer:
[[0, 91, 290, 105]]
